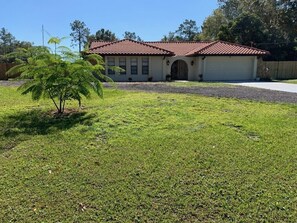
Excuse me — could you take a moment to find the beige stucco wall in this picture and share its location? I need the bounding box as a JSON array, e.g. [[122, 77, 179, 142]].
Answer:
[[164, 56, 199, 81], [104, 55, 259, 82], [150, 56, 164, 81], [105, 56, 164, 82]]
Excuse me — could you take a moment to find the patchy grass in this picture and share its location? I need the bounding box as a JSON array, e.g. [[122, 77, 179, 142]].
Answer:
[[278, 79, 297, 84], [0, 85, 297, 222], [166, 81, 232, 88]]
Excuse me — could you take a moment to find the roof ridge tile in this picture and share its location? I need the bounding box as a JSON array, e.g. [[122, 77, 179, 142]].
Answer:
[[129, 39, 174, 54], [89, 40, 116, 50], [186, 41, 219, 56]]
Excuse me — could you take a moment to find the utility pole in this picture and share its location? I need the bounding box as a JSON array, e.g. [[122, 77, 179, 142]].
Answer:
[[42, 25, 45, 47]]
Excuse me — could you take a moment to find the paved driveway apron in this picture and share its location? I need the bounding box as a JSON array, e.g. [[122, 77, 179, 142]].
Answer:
[[233, 82, 297, 93]]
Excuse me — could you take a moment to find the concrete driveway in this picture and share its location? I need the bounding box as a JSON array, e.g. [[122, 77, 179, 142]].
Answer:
[[232, 82, 297, 93]]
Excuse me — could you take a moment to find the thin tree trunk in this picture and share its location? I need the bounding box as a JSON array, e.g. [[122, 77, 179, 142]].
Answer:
[[49, 93, 59, 112], [62, 100, 66, 113], [59, 98, 63, 114]]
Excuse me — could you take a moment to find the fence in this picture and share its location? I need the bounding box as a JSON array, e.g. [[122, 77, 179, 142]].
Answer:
[[258, 61, 297, 80], [0, 63, 18, 80]]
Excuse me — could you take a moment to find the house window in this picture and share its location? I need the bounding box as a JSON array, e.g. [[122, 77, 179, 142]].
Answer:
[[142, 57, 149, 75], [131, 58, 138, 75], [107, 57, 115, 75], [119, 57, 126, 75]]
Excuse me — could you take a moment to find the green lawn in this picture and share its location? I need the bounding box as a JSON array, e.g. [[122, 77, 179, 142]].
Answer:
[[278, 79, 297, 84], [0, 86, 297, 222]]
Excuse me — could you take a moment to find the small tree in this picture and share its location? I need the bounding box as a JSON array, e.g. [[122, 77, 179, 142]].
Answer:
[[123, 31, 142, 41], [94, 29, 118, 41], [161, 32, 182, 42], [7, 38, 111, 114], [70, 20, 90, 52], [175, 19, 199, 41]]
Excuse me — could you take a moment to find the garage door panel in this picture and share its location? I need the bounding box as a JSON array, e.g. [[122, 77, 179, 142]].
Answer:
[[204, 56, 254, 81]]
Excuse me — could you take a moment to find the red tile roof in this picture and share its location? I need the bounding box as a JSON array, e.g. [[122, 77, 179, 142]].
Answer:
[[145, 41, 212, 56], [89, 41, 110, 49], [89, 40, 269, 56], [190, 41, 269, 56], [89, 39, 173, 56]]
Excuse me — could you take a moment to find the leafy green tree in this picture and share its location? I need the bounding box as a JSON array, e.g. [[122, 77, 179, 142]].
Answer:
[[218, 0, 241, 20], [161, 32, 182, 42], [161, 19, 200, 42], [217, 23, 235, 42], [200, 9, 228, 40], [7, 38, 110, 114], [218, 13, 266, 46], [70, 20, 90, 52], [0, 28, 16, 55], [203, 0, 297, 59], [175, 19, 199, 41], [123, 31, 142, 41], [94, 29, 118, 41], [0, 28, 32, 59]]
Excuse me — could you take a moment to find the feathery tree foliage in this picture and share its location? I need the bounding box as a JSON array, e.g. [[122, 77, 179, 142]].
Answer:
[[70, 20, 90, 52], [7, 37, 111, 114]]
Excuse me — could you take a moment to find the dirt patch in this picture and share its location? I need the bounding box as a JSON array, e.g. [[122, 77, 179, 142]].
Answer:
[[1, 80, 296, 104], [0, 80, 26, 87], [110, 82, 297, 104]]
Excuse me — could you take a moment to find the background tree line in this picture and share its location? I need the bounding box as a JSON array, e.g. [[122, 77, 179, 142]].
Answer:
[[200, 0, 297, 60], [1, 0, 296, 61], [70, 0, 297, 61]]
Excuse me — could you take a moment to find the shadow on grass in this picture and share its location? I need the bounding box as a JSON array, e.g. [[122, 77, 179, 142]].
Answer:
[[0, 109, 95, 153]]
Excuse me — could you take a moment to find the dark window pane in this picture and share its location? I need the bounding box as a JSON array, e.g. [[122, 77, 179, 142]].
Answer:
[[131, 66, 138, 75], [131, 58, 138, 75], [142, 66, 149, 75], [142, 57, 149, 75]]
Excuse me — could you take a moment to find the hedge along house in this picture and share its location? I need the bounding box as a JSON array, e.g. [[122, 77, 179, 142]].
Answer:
[[88, 39, 269, 81]]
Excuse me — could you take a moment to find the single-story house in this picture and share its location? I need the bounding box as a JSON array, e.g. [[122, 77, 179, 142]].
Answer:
[[88, 39, 269, 81]]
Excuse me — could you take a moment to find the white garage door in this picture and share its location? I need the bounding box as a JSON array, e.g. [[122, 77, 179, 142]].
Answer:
[[204, 56, 255, 81]]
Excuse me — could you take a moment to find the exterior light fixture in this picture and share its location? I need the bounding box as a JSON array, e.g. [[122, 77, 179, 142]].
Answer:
[[191, 60, 194, 66], [166, 60, 170, 66]]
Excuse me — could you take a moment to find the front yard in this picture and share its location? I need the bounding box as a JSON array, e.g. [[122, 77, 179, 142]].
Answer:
[[0, 85, 296, 222]]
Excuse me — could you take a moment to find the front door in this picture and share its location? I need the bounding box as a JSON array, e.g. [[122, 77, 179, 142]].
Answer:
[[171, 60, 188, 80]]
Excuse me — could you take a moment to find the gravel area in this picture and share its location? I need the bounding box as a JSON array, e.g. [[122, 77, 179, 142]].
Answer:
[[111, 82, 297, 104], [1, 81, 296, 104], [0, 80, 26, 87]]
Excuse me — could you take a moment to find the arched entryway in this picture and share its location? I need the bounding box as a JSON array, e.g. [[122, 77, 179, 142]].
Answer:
[[171, 60, 188, 80]]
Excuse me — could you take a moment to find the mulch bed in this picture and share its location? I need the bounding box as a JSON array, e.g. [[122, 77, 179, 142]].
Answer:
[[1, 81, 296, 104]]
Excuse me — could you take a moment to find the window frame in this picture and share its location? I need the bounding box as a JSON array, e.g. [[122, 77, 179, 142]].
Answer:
[[130, 58, 138, 75], [107, 57, 115, 75], [142, 57, 149, 75], [119, 57, 126, 75]]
